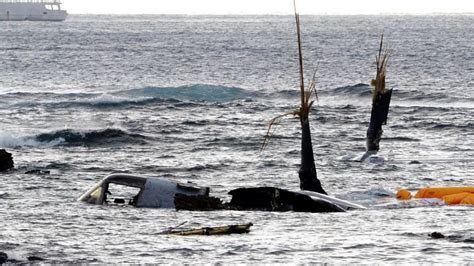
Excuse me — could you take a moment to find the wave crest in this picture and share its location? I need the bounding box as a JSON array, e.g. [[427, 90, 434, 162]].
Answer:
[[35, 128, 149, 146], [9, 84, 254, 109], [0, 128, 148, 148], [123, 84, 252, 103], [332, 83, 372, 97]]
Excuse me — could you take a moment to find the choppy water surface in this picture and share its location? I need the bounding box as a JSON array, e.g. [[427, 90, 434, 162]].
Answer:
[[0, 15, 473, 263]]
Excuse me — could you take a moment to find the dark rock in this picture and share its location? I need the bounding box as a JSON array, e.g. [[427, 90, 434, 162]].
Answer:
[[409, 160, 421, 164], [27, 256, 45, 262], [175, 194, 226, 211], [228, 187, 344, 213], [0, 149, 14, 172], [429, 232, 445, 239], [0, 252, 7, 264]]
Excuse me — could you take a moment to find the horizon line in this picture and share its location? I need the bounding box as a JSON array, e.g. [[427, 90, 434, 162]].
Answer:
[[66, 12, 474, 16]]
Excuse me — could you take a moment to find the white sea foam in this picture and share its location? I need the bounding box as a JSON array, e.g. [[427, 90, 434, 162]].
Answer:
[[0, 132, 64, 148], [81, 93, 153, 105]]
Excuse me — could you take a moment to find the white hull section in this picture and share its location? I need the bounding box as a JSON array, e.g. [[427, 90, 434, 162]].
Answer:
[[299, 190, 367, 210], [0, 3, 67, 21]]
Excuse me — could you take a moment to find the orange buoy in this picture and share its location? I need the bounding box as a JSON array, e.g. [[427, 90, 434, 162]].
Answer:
[[442, 192, 472, 205], [415, 187, 474, 199]]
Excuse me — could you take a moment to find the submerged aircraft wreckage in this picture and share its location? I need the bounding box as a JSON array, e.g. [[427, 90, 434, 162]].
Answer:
[[79, 2, 367, 213], [360, 35, 393, 162], [79, 3, 473, 213], [78, 174, 210, 208], [78, 174, 365, 212]]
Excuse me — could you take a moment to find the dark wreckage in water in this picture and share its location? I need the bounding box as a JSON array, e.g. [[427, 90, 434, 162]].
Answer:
[[356, 35, 393, 163], [78, 2, 372, 213]]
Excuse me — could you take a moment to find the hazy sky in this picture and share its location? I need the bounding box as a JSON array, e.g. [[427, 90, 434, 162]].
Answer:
[[63, 0, 474, 15]]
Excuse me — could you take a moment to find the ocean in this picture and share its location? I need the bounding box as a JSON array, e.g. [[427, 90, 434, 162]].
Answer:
[[0, 15, 473, 263]]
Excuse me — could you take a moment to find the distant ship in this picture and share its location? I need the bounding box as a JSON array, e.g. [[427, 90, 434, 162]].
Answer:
[[0, 0, 67, 21]]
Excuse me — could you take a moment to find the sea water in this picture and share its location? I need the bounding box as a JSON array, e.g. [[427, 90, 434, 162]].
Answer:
[[0, 15, 473, 263]]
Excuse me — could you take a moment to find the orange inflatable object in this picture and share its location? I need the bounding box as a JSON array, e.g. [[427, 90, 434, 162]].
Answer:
[[442, 192, 472, 205], [414, 187, 474, 199], [460, 194, 474, 205], [396, 189, 412, 200]]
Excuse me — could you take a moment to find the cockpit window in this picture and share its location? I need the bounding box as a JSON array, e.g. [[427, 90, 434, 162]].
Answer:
[[105, 183, 141, 206]]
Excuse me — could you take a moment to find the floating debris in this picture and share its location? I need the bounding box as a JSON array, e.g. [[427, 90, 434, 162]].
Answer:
[[429, 232, 445, 239], [27, 256, 45, 262], [163, 223, 253, 236], [393, 187, 474, 207]]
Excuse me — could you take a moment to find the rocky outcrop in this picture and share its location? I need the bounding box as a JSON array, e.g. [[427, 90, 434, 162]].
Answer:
[[0, 252, 7, 264], [0, 149, 14, 172]]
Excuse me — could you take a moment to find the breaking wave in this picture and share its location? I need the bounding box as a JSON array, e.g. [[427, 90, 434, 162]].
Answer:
[[0, 132, 64, 148], [331, 83, 372, 97], [59, 94, 158, 108], [123, 84, 254, 103], [0, 128, 149, 148], [35, 128, 149, 146], [8, 84, 256, 109]]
